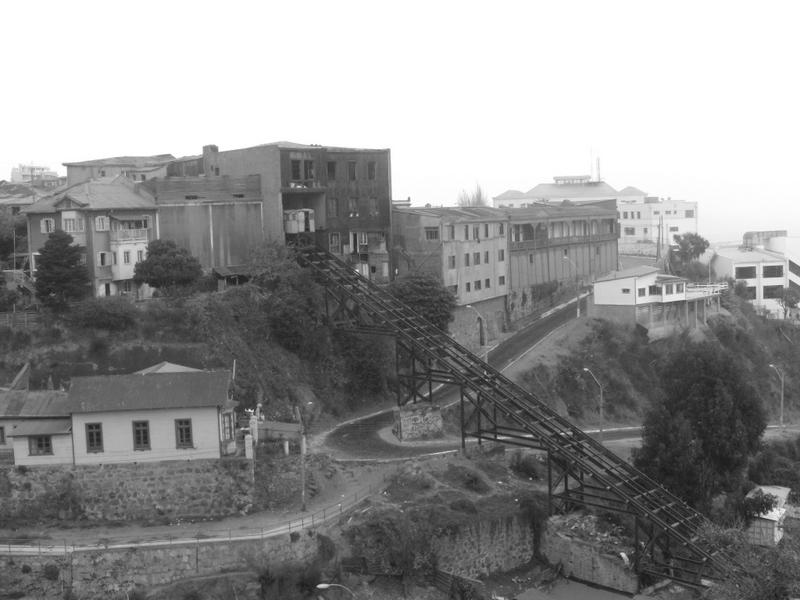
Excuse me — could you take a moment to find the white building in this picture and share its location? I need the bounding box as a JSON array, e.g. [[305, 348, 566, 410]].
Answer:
[[711, 245, 787, 317], [10, 164, 59, 184]]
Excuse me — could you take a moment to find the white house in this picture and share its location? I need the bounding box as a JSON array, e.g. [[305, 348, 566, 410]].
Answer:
[[9, 365, 237, 466], [711, 245, 787, 317], [590, 265, 723, 339], [746, 485, 791, 547]]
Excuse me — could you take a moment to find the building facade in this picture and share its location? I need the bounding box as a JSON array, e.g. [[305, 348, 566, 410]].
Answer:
[[63, 155, 175, 186], [712, 244, 787, 317]]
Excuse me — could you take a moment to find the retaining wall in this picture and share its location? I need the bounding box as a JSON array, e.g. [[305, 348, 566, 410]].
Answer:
[[0, 458, 254, 522]]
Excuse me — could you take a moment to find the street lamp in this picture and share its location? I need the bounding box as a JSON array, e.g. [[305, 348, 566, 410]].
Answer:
[[316, 583, 356, 598], [465, 304, 488, 362], [563, 255, 581, 318], [769, 363, 785, 429], [583, 367, 604, 443]]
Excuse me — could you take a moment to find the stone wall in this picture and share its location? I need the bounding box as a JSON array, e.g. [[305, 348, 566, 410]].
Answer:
[[393, 405, 444, 441], [0, 458, 254, 523], [1, 529, 322, 599], [432, 514, 535, 579]]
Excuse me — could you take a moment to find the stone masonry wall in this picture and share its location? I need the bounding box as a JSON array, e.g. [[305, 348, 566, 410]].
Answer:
[[393, 405, 444, 441], [1, 529, 321, 599], [0, 458, 254, 522], [432, 514, 535, 579]]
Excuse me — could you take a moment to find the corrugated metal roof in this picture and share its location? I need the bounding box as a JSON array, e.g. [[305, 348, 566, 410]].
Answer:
[[8, 419, 71, 437], [68, 371, 233, 414], [0, 391, 70, 418], [21, 177, 156, 214]]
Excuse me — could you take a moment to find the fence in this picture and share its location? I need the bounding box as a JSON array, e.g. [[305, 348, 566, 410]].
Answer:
[[0, 470, 395, 556], [0, 310, 40, 329]]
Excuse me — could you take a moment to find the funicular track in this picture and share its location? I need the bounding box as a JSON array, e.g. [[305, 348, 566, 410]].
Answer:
[[297, 247, 741, 589]]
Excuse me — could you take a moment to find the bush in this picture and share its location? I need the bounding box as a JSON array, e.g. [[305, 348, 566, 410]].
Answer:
[[67, 297, 138, 331], [510, 451, 545, 480]]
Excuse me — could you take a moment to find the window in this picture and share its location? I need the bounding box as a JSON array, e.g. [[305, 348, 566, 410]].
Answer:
[[464, 225, 469, 240], [498, 249, 505, 261], [122, 280, 132, 293], [529, 254, 534, 264], [465, 282, 471, 292], [79, 254, 87, 265], [63, 217, 84, 233], [669, 226, 679, 232], [222, 413, 234, 441], [137, 249, 144, 263], [348, 198, 358, 216], [473, 225, 480, 240], [654, 210, 660, 215], [485, 278, 490, 289], [624, 227, 635, 235], [112, 252, 117, 265], [665, 283, 674, 294], [424, 227, 439, 241], [685, 210, 695, 218], [735, 266, 757, 279], [95, 216, 109, 231], [638, 288, 646, 297], [291, 160, 301, 180], [449, 285, 458, 295], [464, 253, 470, 267], [447, 255, 456, 269], [29, 436, 52, 455], [676, 283, 684, 293], [329, 232, 341, 254], [790, 260, 800, 278], [636, 212, 641, 219], [648, 285, 661, 295], [484, 251, 489, 263], [140, 174, 146, 181], [595, 246, 601, 256], [0, 426, 4, 445], [623, 212, 629, 219], [86, 423, 103, 453], [499, 276, 506, 286], [40, 218, 55, 233], [175, 419, 193, 449], [123, 251, 131, 265], [473, 252, 480, 265], [448, 225, 455, 239], [327, 197, 339, 218], [133, 421, 150, 450], [745, 286, 757, 299], [327, 161, 336, 179], [100, 170, 106, 177], [763, 265, 784, 278], [484, 224, 489, 237], [498, 223, 505, 236], [474, 280, 482, 290], [304, 160, 315, 180], [348, 161, 357, 181], [98, 251, 108, 266], [764, 285, 784, 299], [665, 210, 672, 215], [367, 161, 376, 180], [622, 288, 631, 294]]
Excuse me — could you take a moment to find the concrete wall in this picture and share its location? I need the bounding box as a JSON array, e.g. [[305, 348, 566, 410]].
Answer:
[[450, 296, 507, 352], [393, 405, 443, 441], [71, 407, 222, 465], [0, 458, 254, 522], [12, 432, 73, 466]]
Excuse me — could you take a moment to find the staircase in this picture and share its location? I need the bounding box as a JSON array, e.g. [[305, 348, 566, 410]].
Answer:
[[297, 247, 740, 588]]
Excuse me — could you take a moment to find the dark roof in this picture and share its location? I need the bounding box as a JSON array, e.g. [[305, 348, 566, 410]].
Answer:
[[8, 419, 71, 437], [394, 206, 507, 222], [0, 390, 70, 418], [500, 204, 617, 220], [68, 371, 233, 413], [212, 265, 250, 278], [62, 154, 175, 168], [21, 177, 155, 214]]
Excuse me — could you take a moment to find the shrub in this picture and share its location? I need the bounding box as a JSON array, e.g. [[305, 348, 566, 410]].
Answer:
[[67, 297, 137, 331], [510, 451, 544, 480]]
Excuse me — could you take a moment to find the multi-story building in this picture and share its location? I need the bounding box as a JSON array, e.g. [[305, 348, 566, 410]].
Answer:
[[22, 177, 158, 298], [10, 164, 59, 184], [63, 155, 175, 186], [504, 204, 619, 321], [712, 245, 787, 317], [392, 206, 509, 349], [494, 175, 698, 257], [171, 143, 393, 282]]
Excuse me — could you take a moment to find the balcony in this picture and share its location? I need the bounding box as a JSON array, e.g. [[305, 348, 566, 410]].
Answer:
[[110, 229, 148, 243], [95, 265, 112, 279], [281, 180, 325, 193], [510, 231, 617, 251]]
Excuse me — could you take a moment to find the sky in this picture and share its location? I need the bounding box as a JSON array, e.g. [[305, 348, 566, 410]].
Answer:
[[3, 0, 799, 244]]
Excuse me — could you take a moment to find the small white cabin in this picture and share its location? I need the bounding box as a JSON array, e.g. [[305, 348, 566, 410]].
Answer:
[[746, 485, 791, 547]]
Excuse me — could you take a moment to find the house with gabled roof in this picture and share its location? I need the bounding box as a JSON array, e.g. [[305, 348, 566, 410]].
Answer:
[[22, 176, 157, 299], [8, 365, 237, 466], [589, 265, 724, 340], [0, 389, 71, 464]]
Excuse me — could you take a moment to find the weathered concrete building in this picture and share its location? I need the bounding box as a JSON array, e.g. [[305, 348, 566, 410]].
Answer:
[[172, 142, 393, 282], [63, 155, 175, 186]]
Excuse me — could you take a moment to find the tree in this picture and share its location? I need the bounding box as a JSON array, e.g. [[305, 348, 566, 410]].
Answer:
[[633, 340, 766, 510], [672, 232, 710, 265], [457, 183, 489, 207], [0, 210, 26, 267], [777, 286, 800, 319], [33, 230, 91, 311], [133, 239, 203, 291], [387, 272, 456, 330]]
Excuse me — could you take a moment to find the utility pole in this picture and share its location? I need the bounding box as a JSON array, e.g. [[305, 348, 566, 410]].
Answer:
[[294, 405, 307, 511]]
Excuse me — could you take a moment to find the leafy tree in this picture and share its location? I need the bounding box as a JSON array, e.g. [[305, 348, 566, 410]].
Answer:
[[0, 210, 26, 266], [633, 340, 766, 510], [133, 239, 202, 291], [777, 286, 800, 319], [387, 272, 457, 330], [672, 232, 710, 265], [457, 183, 489, 207], [33, 230, 90, 311]]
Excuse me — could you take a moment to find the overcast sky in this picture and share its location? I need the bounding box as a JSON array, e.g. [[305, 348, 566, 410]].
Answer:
[[3, 1, 798, 243]]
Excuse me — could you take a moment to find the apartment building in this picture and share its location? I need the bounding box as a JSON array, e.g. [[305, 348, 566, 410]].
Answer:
[[392, 206, 509, 348], [171, 142, 393, 282], [503, 204, 619, 321], [22, 177, 157, 298], [712, 245, 787, 317]]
